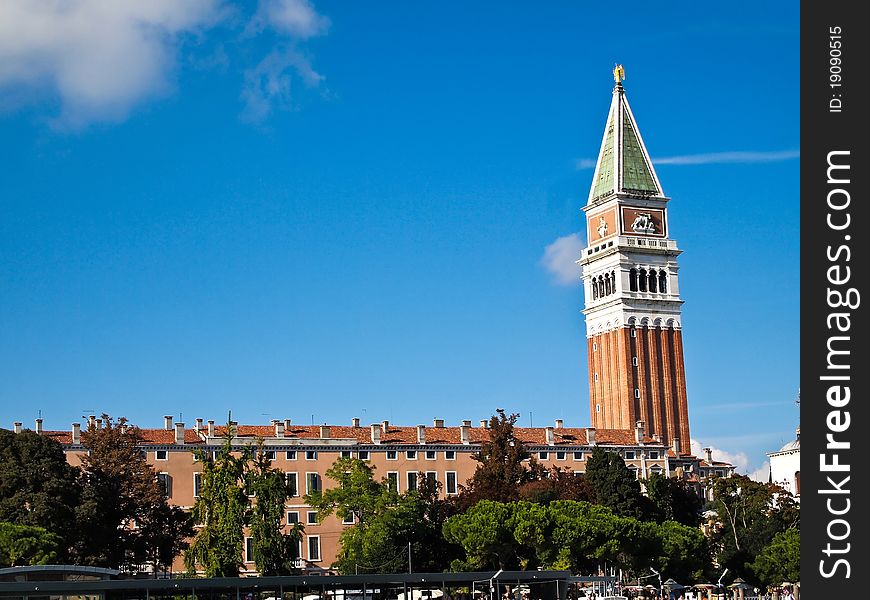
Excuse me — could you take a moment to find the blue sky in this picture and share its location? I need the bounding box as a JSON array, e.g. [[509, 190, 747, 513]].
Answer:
[[0, 1, 799, 477]]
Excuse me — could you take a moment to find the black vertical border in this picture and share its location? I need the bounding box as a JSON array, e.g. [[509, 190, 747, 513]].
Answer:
[[801, 1, 868, 596]]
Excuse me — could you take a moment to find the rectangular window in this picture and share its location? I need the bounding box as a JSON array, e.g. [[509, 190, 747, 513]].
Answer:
[[632, 356, 639, 367], [386, 450, 398, 460], [593, 372, 599, 382], [245, 537, 254, 563], [625, 451, 636, 460], [286, 472, 299, 497], [425, 450, 437, 460], [307, 511, 318, 525], [264, 450, 276, 461], [307, 536, 321, 561], [407, 471, 418, 491], [406, 450, 417, 460], [155, 449, 168, 461], [715, 469, 724, 477], [387, 472, 399, 493], [341, 450, 352, 458], [573, 451, 584, 461], [426, 471, 437, 486], [286, 450, 297, 460], [193, 473, 202, 498], [287, 511, 300, 524], [596, 404, 601, 413], [634, 388, 640, 398], [556, 451, 566, 460], [244, 474, 255, 497], [157, 472, 171, 497], [648, 451, 659, 460], [631, 328, 637, 338], [446, 471, 457, 495], [342, 512, 355, 525], [358, 451, 370, 460], [306, 472, 321, 494], [592, 342, 597, 351], [538, 451, 549, 460], [306, 450, 318, 460], [445, 450, 456, 460]]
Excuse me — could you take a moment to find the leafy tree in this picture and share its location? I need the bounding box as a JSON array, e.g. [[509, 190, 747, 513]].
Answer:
[[185, 420, 250, 577], [135, 500, 195, 577], [748, 528, 800, 588], [74, 415, 184, 570], [458, 410, 541, 507], [709, 475, 799, 584], [584, 446, 652, 520], [247, 442, 303, 575], [0, 428, 81, 559], [442, 500, 520, 570], [518, 466, 596, 505], [0, 522, 61, 567], [308, 458, 459, 574], [652, 520, 710, 583], [645, 473, 703, 527]]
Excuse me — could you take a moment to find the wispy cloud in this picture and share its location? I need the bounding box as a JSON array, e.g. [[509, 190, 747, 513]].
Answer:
[[575, 149, 799, 170], [653, 149, 800, 165], [691, 438, 750, 474], [540, 233, 583, 286], [748, 460, 771, 483]]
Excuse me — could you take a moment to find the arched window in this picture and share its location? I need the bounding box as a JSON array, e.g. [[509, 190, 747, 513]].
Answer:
[[591, 279, 598, 300], [611, 271, 617, 294], [604, 273, 611, 295], [795, 471, 800, 495], [648, 270, 657, 293], [659, 270, 668, 293], [638, 269, 647, 292], [629, 268, 638, 291], [599, 275, 605, 297]]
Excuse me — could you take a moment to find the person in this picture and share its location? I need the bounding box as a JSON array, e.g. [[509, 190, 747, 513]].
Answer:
[[785, 589, 795, 600]]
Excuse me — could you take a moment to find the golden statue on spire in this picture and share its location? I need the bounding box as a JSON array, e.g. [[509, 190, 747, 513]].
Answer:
[[613, 64, 625, 84]]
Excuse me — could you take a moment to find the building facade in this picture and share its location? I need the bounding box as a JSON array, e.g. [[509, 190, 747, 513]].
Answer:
[[579, 66, 691, 451], [768, 427, 800, 501]]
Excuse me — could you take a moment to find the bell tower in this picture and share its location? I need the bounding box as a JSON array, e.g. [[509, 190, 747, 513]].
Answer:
[[578, 66, 691, 449]]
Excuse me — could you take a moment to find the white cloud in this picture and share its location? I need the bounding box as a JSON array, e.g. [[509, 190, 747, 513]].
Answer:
[[248, 0, 330, 38], [575, 149, 799, 170], [540, 233, 584, 286], [748, 460, 771, 483], [691, 438, 750, 474], [0, 0, 224, 128], [240, 47, 324, 123]]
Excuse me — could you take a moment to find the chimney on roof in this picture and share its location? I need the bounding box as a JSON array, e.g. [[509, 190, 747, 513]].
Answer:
[[417, 425, 426, 444], [370, 423, 381, 445], [382, 420, 389, 432], [586, 427, 596, 446], [207, 420, 215, 437], [352, 417, 360, 428], [275, 421, 285, 438], [87, 415, 96, 429], [635, 421, 645, 444], [72, 423, 81, 444], [479, 419, 488, 428], [13, 422, 22, 434], [545, 426, 555, 446], [284, 418, 292, 430], [195, 418, 203, 432], [796, 426, 800, 441], [703, 446, 712, 463], [175, 422, 185, 445], [672, 438, 681, 454], [320, 425, 331, 439], [555, 419, 564, 429], [433, 418, 444, 428], [96, 418, 102, 429], [652, 434, 662, 443], [35, 418, 43, 434], [460, 423, 471, 445], [164, 415, 173, 430]]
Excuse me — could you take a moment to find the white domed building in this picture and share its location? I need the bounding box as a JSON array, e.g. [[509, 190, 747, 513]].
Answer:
[[768, 427, 800, 501]]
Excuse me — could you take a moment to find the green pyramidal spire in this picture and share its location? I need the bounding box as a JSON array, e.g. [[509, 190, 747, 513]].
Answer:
[[588, 66, 663, 205]]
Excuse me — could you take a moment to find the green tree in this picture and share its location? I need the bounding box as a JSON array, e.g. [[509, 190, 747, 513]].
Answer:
[[584, 446, 652, 520], [0, 428, 81, 559], [458, 410, 541, 507], [306, 457, 395, 527], [442, 500, 520, 570], [652, 520, 710, 583], [185, 420, 250, 577], [247, 442, 303, 575], [135, 500, 195, 577], [0, 522, 61, 567], [709, 475, 799, 584], [517, 466, 596, 505], [748, 528, 800, 588], [645, 473, 703, 526], [75, 415, 185, 570]]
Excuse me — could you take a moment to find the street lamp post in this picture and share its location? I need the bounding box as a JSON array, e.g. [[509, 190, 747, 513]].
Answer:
[[650, 568, 662, 599]]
